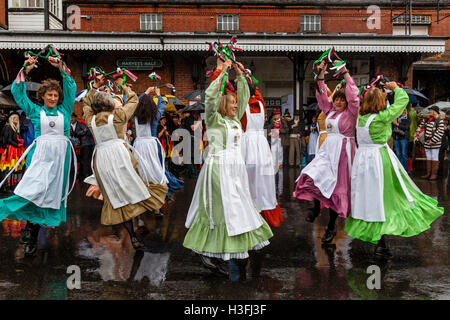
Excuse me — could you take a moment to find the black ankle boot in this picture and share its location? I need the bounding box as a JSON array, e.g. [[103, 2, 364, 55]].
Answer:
[[249, 250, 264, 279], [233, 258, 249, 282], [305, 207, 320, 223], [19, 224, 33, 244], [321, 227, 336, 243], [374, 246, 393, 259]]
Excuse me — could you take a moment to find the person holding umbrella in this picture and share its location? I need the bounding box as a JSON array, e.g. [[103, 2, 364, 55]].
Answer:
[[0, 54, 77, 255]]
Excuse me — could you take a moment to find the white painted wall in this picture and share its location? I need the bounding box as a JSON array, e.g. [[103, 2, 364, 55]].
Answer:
[[49, 14, 63, 30], [392, 25, 429, 36], [8, 12, 45, 31]]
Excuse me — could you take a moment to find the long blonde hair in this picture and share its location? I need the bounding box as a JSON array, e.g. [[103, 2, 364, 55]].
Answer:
[[8, 114, 20, 133]]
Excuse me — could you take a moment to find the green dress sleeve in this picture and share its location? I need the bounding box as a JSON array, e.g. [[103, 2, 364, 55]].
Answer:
[[376, 88, 409, 124], [205, 71, 225, 127], [60, 74, 77, 115], [235, 74, 250, 121], [11, 80, 39, 117]]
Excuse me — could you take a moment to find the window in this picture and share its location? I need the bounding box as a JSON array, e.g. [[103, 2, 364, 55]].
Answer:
[[217, 15, 239, 31], [392, 15, 431, 25], [301, 15, 321, 32], [140, 13, 162, 31], [10, 0, 43, 8], [49, 0, 61, 19]]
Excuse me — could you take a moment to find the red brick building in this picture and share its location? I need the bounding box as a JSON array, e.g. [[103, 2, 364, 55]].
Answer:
[[0, 0, 449, 115]]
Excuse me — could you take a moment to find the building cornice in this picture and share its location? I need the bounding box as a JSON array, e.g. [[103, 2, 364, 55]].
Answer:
[[0, 31, 446, 53]]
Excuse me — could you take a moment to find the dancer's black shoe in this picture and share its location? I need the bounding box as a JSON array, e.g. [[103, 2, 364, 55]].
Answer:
[[321, 227, 336, 243], [24, 242, 37, 256], [305, 208, 320, 223], [19, 227, 32, 244], [374, 246, 393, 259], [199, 255, 228, 276], [131, 235, 146, 251]]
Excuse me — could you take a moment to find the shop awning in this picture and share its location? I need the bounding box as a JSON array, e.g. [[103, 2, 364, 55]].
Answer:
[[0, 31, 446, 53]]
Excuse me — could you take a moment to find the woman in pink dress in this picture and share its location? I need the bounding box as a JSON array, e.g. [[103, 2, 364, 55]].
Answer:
[[293, 60, 359, 243]]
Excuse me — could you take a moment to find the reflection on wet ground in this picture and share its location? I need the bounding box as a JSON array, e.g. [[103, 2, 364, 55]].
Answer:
[[0, 166, 448, 300]]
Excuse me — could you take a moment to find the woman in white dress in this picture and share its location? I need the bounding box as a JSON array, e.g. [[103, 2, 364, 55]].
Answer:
[[83, 76, 168, 250]]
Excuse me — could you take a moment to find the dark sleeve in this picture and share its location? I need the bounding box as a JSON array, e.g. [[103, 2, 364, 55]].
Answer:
[[4, 127, 19, 147], [74, 122, 88, 138], [399, 118, 411, 132]]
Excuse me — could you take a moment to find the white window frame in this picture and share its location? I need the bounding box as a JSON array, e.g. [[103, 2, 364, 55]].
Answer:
[[217, 14, 239, 31], [49, 0, 62, 19], [301, 15, 321, 32], [140, 13, 162, 31], [9, 0, 43, 8], [392, 15, 431, 25]]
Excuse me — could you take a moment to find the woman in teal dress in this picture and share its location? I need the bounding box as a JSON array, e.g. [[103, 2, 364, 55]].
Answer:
[[183, 59, 273, 280], [345, 81, 444, 258], [0, 55, 77, 255]]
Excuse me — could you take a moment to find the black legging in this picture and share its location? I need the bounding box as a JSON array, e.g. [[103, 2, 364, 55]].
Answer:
[[328, 209, 338, 231], [122, 220, 136, 239], [313, 199, 338, 230]]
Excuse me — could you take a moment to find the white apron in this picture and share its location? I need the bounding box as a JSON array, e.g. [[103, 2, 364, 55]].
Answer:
[[241, 102, 277, 211], [351, 114, 419, 222], [185, 119, 263, 237], [91, 114, 150, 209], [270, 123, 282, 172], [308, 127, 319, 156], [132, 118, 168, 186], [0, 109, 77, 209], [297, 111, 354, 199]]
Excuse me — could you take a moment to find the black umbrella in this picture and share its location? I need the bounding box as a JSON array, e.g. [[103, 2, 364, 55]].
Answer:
[[183, 101, 205, 113], [0, 92, 19, 109], [402, 87, 428, 103], [183, 89, 205, 103], [1, 81, 41, 95], [162, 95, 186, 109]]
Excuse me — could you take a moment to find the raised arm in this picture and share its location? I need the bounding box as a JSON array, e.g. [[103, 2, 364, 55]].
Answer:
[[236, 73, 250, 121], [205, 61, 231, 124], [376, 84, 409, 124], [316, 81, 335, 114], [11, 57, 40, 116], [343, 74, 360, 117], [82, 88, 96, 127], [120, 84, 139, 122]]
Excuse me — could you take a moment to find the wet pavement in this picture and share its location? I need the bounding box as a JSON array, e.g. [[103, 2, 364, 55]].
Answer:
[[0, 166, 448, 300]]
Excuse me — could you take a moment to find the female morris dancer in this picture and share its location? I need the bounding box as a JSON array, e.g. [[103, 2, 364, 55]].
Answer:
[[183, 59, 273, 281], [293, 60, 359, 243], [134, 87, 184, 213], [0, 55, 77, 255], [83, 75, 168, 250], [345, 82, 443, 258], [240, 78, 283, 228]]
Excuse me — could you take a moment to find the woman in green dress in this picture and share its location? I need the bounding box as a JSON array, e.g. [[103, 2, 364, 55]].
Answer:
[[0, 55, 77, 255], [183, 59, 273, 280], [345, 81, 444, 258]]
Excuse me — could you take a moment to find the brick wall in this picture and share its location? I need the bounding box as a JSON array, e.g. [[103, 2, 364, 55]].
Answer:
[[0, 0, 6, 29], [65, 51, 195, 117]]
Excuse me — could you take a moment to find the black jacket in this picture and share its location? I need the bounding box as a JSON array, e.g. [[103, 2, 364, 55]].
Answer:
[[72, 121, 94, 146], [2, 125, 20, 148], [392, 116, 411, 140]]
